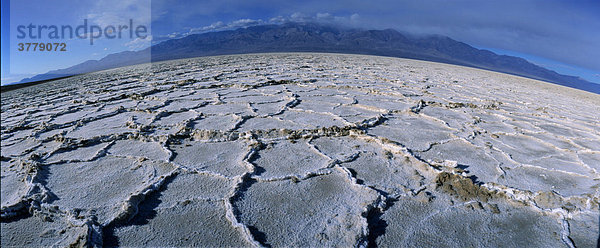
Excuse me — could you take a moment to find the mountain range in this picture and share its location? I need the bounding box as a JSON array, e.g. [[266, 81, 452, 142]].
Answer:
[[9, 22, 600, 94]]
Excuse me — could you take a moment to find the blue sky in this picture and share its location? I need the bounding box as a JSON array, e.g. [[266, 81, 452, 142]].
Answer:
[[1, 0, 152, 84], [2, 0, 599, 84]]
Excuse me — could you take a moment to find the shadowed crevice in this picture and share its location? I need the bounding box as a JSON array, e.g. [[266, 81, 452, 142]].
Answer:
[[247, 225, 271, 248], [366, 207, 387, 248], [102, 174, 177, 246]]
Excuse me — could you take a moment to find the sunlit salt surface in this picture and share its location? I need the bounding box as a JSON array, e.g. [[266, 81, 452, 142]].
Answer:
[[1, 53, 598, 247]]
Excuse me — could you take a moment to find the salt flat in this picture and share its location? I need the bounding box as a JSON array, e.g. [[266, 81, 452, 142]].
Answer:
[[1, 53, 599, 247]]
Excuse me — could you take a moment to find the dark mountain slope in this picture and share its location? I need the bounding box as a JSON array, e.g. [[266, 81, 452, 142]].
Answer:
[[12, 22, 599, 94]]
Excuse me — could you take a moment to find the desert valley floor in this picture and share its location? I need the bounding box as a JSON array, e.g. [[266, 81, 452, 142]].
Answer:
[[1, 53, 599, 247]]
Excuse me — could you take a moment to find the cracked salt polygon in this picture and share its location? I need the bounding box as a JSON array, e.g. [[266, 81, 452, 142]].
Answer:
[[158, 172, 234, 201], [46, 142, 110, 163], [0, 138, 41, 156], [1, 213, 90, 247], [234, 169, 378, 247], [577, 152, 600, 171], [368, 115, 455, 151], [250, 101, 289, 116], [65, 115, 135, 139], [1, 53, 598, 247], [45, 156, 160, 223], [109, 200, 252, 247], [237, 116, 310, 131], [416, 139, 501, 183], [252, 140, 329, 179], [278, 110, 348, 128], [152, 110, 199, 126], [191, 115, 240, 131], [0, 169, 28, 208], [170, 140, 249, 177], [498, 165, 598, 197], [107, 140, 170, 161], [50, 108, 96, 125], [196, 103, 253, 116], [568, 211, 600, 248], [312, 136, 425, 191], [377, 193, 564, 247], [293, 100, 337, 113]]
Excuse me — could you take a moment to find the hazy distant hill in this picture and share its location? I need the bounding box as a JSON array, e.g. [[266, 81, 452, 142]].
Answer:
[[13, 22, 599, 93]]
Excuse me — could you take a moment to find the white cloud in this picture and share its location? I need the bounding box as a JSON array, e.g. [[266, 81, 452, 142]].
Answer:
[[124, 35, 153, 50], [188, 21, 226, 33], [290, 12, 308, 22], [154, 13, 362, 43], [230, 19, 263, 27], [185, 18, 267, 36], [269, 16, 287, 24], [316, 13, 333, 20], [190, 13, 360, 34], [167, 32, 181, 38]]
